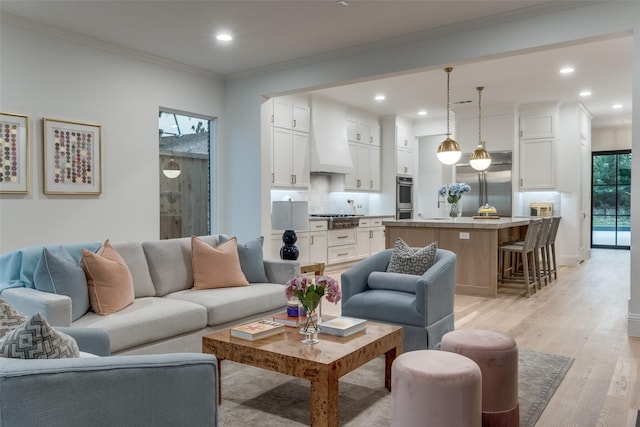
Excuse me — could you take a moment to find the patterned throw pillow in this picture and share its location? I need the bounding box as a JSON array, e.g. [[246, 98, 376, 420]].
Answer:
[[386, 238, 438, 276], [0, 313, 79, 359], [0, 298, 28, 338]]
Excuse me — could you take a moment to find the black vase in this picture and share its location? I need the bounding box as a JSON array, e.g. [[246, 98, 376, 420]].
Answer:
[[280, 229, 299, 260]]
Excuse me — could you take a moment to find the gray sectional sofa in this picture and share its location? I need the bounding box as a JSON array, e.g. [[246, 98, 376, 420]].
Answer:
[[0, 234, 299, 354]]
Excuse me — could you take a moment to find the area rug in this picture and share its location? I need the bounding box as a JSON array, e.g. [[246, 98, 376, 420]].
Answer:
[[219, 348, 573, 427]]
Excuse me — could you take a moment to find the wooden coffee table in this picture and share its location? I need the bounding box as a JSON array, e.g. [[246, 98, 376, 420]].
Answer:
[[202, 319, 403, 427]]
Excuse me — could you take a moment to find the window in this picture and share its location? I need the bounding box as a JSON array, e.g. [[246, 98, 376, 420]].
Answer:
[[159, 110, 213, 239], [591, 150, 631, 249]]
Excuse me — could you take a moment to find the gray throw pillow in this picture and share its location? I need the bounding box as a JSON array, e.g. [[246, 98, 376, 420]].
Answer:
[[219, 235, 269, 283], [33, 246, 90, 321], [0, 312, 79, 359], [386, 238, 438, 276], [368, 271, 420, 294], [0, 298, 28, 338]]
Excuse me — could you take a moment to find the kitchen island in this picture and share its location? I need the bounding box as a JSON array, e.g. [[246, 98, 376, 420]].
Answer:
[[382, 217, 531, 298]]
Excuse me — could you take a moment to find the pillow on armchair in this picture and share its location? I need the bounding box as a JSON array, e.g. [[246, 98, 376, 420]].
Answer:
[[0, 312, 79, 359], [386, 238, 438, 275], [367, 271, 420, 294]]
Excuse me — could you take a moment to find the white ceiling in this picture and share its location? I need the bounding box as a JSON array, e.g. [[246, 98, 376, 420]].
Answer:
[[1, 1, 632, 127]]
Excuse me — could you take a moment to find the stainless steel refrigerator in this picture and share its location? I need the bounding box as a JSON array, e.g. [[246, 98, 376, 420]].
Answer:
[[455, 151, 512, 217]]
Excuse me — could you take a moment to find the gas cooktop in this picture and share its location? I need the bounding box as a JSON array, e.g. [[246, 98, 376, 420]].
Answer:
[[309, 214, 361, 229], [309, 214, 361, 218]]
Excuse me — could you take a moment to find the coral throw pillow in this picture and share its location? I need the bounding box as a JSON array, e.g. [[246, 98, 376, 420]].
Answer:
[[81, 240, 135, 315], [191, 236, 249, 290]]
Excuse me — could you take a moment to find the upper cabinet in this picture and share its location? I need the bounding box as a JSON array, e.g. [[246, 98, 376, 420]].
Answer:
[[396, 126, 414, 176], [270, 96, 311, 189], [272, 98, 310, 132], [346, 116, 372, 144], [454, 106, 516, 153], [271, 128, 310, 188], [344, 112, 381, 191], [518, 103, 558, 190]]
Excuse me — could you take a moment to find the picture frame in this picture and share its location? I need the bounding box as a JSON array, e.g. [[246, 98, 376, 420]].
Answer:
[[0, 112, 30, 194], [43, 118, 102, 195]]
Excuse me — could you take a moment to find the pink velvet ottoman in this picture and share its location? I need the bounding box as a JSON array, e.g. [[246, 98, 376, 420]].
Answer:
[[441, 329, 519, 427], [391, 350, 482, 427]]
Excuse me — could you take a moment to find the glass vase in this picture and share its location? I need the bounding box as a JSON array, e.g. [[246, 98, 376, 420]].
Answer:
[[298, 300, 320, 344], [448, 201, 462, 220]]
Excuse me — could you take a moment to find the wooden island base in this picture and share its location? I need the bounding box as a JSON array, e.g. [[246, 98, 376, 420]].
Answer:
[[383, 217, 530, 298]]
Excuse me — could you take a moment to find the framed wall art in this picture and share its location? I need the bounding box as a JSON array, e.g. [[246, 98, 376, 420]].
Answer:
[[0, 112, 30, 194], [43, 118, 102, 195]]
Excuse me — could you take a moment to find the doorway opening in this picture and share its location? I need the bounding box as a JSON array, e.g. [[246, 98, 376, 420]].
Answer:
[[591, 150, 631, 249], [159, 110, 214, 239]]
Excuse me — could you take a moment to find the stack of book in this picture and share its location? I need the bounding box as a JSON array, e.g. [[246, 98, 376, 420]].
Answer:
[[318, 317, 367, 337], [272, 312, 317, 327], [230, 320, 284, 341]]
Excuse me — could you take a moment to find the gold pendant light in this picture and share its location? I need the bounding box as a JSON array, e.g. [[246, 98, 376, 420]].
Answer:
[[437, 67, 461, 165], [469, 86, 492, 171]]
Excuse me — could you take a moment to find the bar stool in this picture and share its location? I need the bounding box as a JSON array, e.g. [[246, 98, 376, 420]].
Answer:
[[532, 217, 553, 288], [498, 218, 541, 296], [545, 217, 561, 281]]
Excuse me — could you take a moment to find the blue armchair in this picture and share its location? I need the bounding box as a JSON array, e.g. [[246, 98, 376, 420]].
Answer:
[[341, 248, 457, 351], [0, 327, 219, 427]]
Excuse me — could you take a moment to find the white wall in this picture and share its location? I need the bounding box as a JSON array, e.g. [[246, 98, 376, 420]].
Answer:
[[0, 22, 224, 252], [592, 125, 632, 151], [220, 2, 640, 335]]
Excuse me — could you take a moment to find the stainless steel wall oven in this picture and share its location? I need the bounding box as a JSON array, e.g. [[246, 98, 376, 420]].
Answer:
[[396, 176, 413, 219]]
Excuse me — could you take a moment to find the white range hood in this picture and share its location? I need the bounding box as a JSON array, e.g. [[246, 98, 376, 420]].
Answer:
[[310, 97, 353, 174]]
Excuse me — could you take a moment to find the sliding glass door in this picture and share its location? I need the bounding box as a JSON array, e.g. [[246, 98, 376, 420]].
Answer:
[[591, 150, 631, 249]]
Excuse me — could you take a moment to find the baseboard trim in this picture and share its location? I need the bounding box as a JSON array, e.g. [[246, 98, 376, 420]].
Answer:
[[628, 313, 640, 337]]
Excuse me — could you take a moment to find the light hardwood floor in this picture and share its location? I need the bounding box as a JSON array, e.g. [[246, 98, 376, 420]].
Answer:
[[323, 249, 640, 426]]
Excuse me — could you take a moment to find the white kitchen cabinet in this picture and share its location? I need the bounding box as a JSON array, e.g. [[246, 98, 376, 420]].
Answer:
[[356, 218, 371, 258], [520, 114, 553, 139], [396, 126, 413, 149], [347, 115, 372, 144], [345, 143, 380, 191], [370, 124, 381, 147], [396, 147, 413, 176], [308, 220, 328, 265], [327, 228, 357, 265], [369, 217, 388, 255], [309, 231, 328, 265], [519, 138, 555, 189], [272, 98, 310, 133], [356, 217, 388, 259], [369, 146, 381, 190], [456, 113, 515, 153], [271, 127, 310, 188], [396, 126, 414, 176], [519, 106, 557, 190]]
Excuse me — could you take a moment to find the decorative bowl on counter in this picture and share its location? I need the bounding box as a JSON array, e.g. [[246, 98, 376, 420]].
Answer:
[[477, 204, 497, 216]]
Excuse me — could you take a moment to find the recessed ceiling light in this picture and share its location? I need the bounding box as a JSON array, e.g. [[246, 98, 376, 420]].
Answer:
[[612, 104, 623, 109], [216, 33, 233, 42], [336, 0, 350, 5], [559, 67, 575, 74], [579, 90, 592, 97], [374, 94, 386, 101], [418, 110, 427, 116]]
